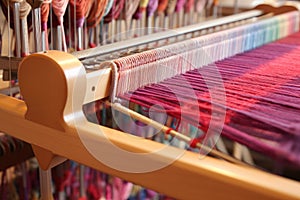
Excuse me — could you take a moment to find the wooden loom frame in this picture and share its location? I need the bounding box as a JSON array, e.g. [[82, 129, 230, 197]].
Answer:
[[0, 5, 300, 200]]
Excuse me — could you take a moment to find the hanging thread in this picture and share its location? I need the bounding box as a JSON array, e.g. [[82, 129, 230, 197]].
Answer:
[[52, 0, 68, 51], [116, 25, 300, 167]]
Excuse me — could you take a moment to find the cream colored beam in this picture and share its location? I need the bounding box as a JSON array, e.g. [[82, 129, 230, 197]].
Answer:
[[84, 67, 111, 104]]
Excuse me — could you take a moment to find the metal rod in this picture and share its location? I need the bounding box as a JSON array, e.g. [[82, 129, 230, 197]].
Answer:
[[234, 0, 239, 14], [146, 16, 153, 35], [32, 8, 42, 52], [68, 5, 72, 49], [20, 18, 30, 56], [72, 10, 263, 60], [12, 2, 21, 57], [42, 31, 46, 51], [77, 27, 83, 50], [39, 169, 54, 200], [55, 26, 62, 51], [49, 3, 53, 50]]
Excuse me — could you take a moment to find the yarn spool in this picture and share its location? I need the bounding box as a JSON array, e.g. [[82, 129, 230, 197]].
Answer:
[[26, 0, 44, 52], [155, 0, 168, 31], [174, 0, 186, 27], [7, 0, 22, 57], [81, 0, 94, 49], [103, 0, 113, 17], [69, 0, 87, 50], [52, 0, 68, 51], [213, 0, 219, 17], [122, 0, 140, 22], [86, 0, 108, 47], [41, 0, 51, 51], [165, 0, 177, 29], [86, 0, 107, 28], [185, 0, 195, 13], [204, 0, 215, 17], [69, 0, 85, 28], [147, 0, 158, 17], [19, 0, 31, 56], [165, 0, 177, 16], [99, 0, 113, 44], [133, 0, 149, 20], [103, 0, 125, 43], [0, 1, 12, 56], [157, 0, 168, 15], [104, 0, 125, 23], [0, 0, 14, 30], [133, 0, 150, 37], [175, 0, 185, 12], [184, 0, 195, 25], [121, 0, 140, 39], [52, 0, 68, 25], [195, 0, 207, 22], [145, 0, 158, 34]]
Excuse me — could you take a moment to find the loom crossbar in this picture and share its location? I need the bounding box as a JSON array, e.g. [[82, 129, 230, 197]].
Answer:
[[72, 10, 263, 60], [73, 4, 298, 61]]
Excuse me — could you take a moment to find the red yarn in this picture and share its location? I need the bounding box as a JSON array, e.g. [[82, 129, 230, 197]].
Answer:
[[104, 0, 125, 23], [157, 0, 168, 14], [165, 128, 173, 135], [41, 2, 50, 31], [52, 0, 69, 24], [189, 138, 199, 148], [69, 0, 87, 27], [86, 0, 108, 28], [185, 0, 194, 13]]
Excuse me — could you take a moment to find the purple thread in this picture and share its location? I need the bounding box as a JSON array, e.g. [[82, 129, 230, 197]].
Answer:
[[175, 0, 186, 12], [77, 17, 85, 28], [117, 32, 300, 167], [147, 0, 159, 17]]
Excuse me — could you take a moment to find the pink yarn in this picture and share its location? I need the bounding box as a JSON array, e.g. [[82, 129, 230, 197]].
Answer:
[[185, 0, 194, 13], [175, 0, 185, 12], [147, 0, 158, 17]]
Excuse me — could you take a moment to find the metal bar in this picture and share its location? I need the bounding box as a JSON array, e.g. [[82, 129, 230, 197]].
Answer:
[[39, 169, 54, 200], [12, 3, 21, 58], [32, 8, 42, 52]]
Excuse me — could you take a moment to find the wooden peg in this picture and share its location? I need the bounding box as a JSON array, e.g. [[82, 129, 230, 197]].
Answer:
[[26, 0, 44, 52]]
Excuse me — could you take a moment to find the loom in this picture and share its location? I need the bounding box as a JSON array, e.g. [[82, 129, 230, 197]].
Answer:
[[0, 2, 300, 200]]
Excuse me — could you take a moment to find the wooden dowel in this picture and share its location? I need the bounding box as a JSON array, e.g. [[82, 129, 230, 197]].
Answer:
[[110, 102, 253, 167]]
